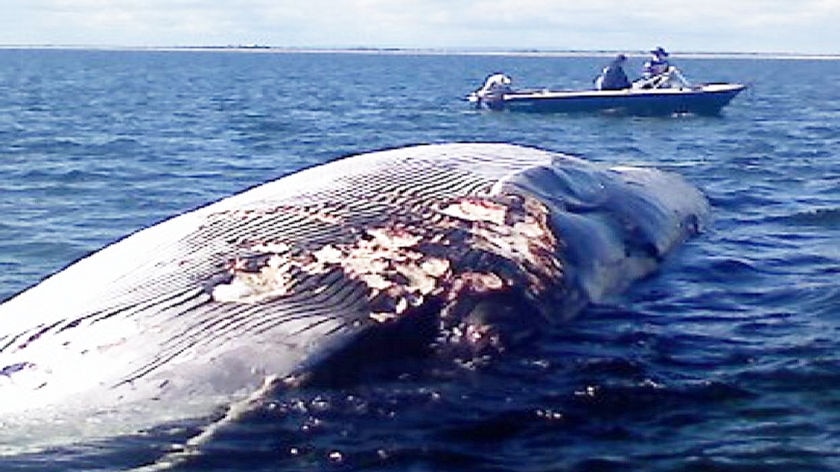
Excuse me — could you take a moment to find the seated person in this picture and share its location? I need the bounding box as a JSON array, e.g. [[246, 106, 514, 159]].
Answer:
[[594, 54, 631, 90], [637, 47, 675, 88], [643, 47, 670, 78]]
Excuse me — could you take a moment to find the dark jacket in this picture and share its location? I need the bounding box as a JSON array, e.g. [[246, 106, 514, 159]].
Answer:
[[597, 62, 631, 90]]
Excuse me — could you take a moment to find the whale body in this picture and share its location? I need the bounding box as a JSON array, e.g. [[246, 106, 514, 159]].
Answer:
[[0, 143, 708, 451]]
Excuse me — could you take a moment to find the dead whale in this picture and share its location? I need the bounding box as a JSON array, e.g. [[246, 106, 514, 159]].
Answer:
[[0, 143, 709, 452]]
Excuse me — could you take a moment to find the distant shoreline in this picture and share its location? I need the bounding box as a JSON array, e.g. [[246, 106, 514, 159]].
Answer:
[[1, 44, 838, 60]]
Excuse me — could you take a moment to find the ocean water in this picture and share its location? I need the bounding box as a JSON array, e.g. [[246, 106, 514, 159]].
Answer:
[[0, 49, 838, 471]]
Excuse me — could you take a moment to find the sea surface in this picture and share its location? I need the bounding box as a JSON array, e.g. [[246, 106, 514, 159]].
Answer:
[[0, 49, 838, 471]]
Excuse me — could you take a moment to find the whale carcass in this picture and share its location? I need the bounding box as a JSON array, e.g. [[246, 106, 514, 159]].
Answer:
[[0, 143, 709, 450]]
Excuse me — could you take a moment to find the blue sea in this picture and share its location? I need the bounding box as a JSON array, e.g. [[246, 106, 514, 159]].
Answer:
[[0, 49, 838, 471]]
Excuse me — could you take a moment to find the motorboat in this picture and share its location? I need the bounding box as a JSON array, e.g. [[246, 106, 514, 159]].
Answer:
[[468, 68, 746, 116]]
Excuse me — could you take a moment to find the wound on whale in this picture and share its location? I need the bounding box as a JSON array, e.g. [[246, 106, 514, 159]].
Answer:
[[0, 143, 709, 450]]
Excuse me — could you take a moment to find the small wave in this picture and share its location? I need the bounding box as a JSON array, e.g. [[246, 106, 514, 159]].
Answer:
[[87, 137, 144, 155], [708, 191, 783, 213], [17, 137, 84, 153], [736, 360, 840, 395], [766, 207, 840, 228], [749, 282, 840, 318], [678, 256, 766, 287], [16, 166, 106, 182], [566, 379, 756, 416]]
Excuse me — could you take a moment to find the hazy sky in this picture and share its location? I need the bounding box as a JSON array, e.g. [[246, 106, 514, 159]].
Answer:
[[3, 0, 839, 54]]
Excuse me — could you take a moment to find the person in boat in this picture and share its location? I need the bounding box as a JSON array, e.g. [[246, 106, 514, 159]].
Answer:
[[475, 72, 513, 98], [636, 47, 693, 89], [643, 47, 670, 78], [638, 47, 674, 88], [594, 54, 631, 90]]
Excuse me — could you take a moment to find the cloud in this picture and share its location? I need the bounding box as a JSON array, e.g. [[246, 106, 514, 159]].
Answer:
[[2, 0, 839, 53]]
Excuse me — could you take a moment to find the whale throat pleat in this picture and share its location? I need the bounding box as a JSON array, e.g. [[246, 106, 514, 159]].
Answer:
[[0, 143, 707, 435]]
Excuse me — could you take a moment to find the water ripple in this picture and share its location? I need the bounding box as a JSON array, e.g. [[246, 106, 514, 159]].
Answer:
[[0, 50, 838, 472]]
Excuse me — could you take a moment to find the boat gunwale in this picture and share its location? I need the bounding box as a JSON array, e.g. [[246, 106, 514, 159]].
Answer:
[[500, 83, 746, 101]]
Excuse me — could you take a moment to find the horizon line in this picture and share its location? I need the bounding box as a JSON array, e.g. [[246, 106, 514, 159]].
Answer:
[[2, 44, 839, 60]]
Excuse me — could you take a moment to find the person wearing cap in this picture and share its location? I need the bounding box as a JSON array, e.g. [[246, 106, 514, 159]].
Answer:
[[594, 54, 631, 91], [643, 47, 671, 79]]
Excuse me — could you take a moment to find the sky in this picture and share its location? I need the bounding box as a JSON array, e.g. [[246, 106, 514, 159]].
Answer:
[[2, 0, 840, 55]]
